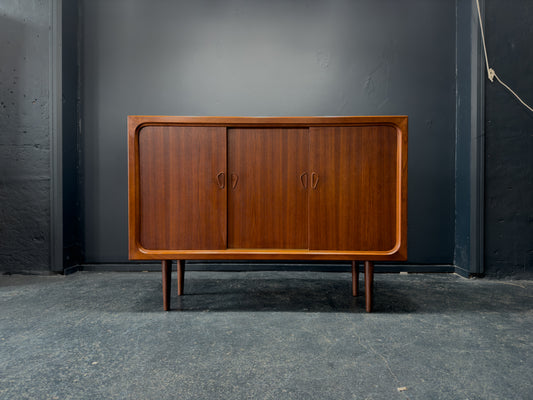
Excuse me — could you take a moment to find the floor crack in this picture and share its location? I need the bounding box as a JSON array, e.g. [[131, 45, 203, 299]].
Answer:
[[353, 325, 411, 399]]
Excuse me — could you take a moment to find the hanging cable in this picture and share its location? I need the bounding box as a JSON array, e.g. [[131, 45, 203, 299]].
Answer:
[[475, 0, 533, 112]]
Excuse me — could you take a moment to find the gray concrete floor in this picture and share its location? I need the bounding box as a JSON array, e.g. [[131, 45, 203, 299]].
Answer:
[[0, 271, 532, 400]]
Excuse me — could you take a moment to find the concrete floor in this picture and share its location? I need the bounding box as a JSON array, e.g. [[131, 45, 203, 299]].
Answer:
[[0, 271, 532, 400]]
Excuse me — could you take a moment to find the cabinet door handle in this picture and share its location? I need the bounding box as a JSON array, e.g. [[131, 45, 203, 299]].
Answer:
[[311, 172, 319, 189], [216, 172, 225, 189], [300, 172, 308, 189], [231, 173, 239, 189]]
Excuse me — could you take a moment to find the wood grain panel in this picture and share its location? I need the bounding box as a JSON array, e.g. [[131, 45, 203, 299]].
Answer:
[[309, 126, 398, 251], [228, 128, 309, 248], [138, 126, 226, 250]]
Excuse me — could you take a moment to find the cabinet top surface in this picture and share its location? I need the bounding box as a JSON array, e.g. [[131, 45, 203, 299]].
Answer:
[[128, 115, 408, 128]]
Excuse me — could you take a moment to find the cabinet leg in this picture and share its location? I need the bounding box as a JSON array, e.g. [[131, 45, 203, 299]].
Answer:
[[177, 260, 185, 296], [364, 261, 374, 313], [162, 260, 172, 311], [351, 261, 359, 297]]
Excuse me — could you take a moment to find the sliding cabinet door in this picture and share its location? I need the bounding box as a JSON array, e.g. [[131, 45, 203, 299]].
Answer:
[[228, 128, 308, 249], [138, 126, 227, 250], [309, 126, 398, 251]]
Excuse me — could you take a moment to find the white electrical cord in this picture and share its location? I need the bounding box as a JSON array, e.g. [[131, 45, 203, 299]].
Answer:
[[475, 0, 533, 112]]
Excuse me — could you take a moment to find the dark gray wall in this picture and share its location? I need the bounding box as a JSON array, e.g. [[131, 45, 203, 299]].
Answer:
[[80, 0, 457, 265], [0, 2, 51, 272], [484, 0, 533, 278], [3, 1, 528, 276]]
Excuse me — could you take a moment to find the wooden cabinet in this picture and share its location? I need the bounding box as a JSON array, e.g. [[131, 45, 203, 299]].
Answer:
[[128, 116, 408, 312]]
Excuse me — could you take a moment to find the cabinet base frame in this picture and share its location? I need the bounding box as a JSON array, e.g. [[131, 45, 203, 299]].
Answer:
[[160, 259, 375, 312]]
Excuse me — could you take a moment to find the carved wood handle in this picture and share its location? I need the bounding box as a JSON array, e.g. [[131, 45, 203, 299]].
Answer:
[[311, 172, 319, 189], [216, 172, 225, 189], [300, 172, 308, 189], [231, 173, 239, 189]]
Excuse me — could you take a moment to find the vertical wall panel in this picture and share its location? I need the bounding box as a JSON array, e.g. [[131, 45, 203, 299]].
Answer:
[[484, 0, 533, 277], [0, 1, 52, 271]]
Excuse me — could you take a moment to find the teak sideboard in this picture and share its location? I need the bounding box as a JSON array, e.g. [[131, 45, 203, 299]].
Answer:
[[128, 116, 408, 312]]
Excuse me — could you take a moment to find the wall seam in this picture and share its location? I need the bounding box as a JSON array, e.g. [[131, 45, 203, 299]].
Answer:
[[50, 0, 63, 272], [471, 0, 485, 275]]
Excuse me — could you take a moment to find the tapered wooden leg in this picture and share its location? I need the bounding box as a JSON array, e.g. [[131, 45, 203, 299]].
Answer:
[[364, 261, 374, 313], [162, 260, 172, 311], [351, 261, 359, 297], [177, 260, 185, 296]]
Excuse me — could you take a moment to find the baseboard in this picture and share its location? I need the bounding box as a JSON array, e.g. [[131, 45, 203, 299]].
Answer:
[[66, 262, 455, 274]]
